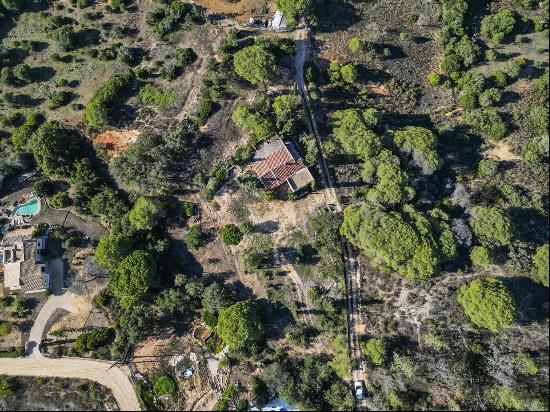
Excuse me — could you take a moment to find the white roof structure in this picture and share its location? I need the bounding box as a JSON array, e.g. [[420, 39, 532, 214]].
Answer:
[[269, 10, 288, 30]]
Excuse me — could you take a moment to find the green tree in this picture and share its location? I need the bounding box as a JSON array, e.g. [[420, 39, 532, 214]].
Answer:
[[202, 282, 232, 314], [348, 37, 364, 54], [233, 45, 276, 85], [89, 186, 128, 224], [11, 112, 43, 150], [32, 121, 82, 177], [470, 246, 491, 268], [156, 288, 190, 315], [532, 244, 549, 287], [220, 224, 244, 245], [332, 108, 381, 160], [470, 206, 511, 248], [276, 0, 306, 27], [477, 158, 499, 177], [481, 9, 516, 44], [118, 304, 156, 344], [340, 63, 358, 84], [186, 225, 204, 250], [153, 376, 176, 396], [217, 300, 264, 350], [175, 47, 197, 67], [128, 197, 164, 231], [85, 73, 133, 127], [393, 126, 442, 174], [110, 250, 157, 308], [362, 337, 387, 366], [457, 277, 515, 332], [0, 321, 11, 336], [75, 327, 112, 352], [95, 232, 133, 271], [325, 383, 355, 411]]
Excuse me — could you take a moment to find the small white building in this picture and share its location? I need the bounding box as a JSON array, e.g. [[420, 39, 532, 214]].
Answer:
[[1, 234, 50, 294], [269, 10, 288, 31]]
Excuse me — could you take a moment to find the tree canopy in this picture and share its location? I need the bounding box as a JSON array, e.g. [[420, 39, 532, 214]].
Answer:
[[216, 300, 264, 350], [341, 203, 456, 279], [233, 45, 276, 85], [457, 277, 516, 332], [128, 197, 164, 231], [32, 121, 82, 177], [470, 206, 511, 248], [532, 243, 549, 287], [110, 250, 157, 308]]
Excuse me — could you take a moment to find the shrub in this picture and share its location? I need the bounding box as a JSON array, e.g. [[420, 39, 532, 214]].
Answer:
[[153, 375, 176, 397], [479, 88, 501, 107], [138, 84, 175, 107], [175, 47, 197, 67], [362, 338, 387, 366], [186, 225, 203, 250], [0, 322, 12, 337], [457, 277, 515, 332], [195, 98, 214, 126], [513, 352, 538, 376], [470, 246, 490, 268], [427, 72, 441, 85], [470, 206, 511, 248], [340, 63, 358, 84], [48, 90, 71, 109], [75, 327, 112, 352], [220, 224, 243, 245], [348, 37, 364, 54], [465, 110, 508, 140], [11, 112, 43, 150], [50, 191, 71, 209], [477, 158, 498, 177], [531, 244, 548, 287], [481, 9, 517, 43]]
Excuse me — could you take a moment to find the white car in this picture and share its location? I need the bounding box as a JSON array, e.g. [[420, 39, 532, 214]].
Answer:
[[354, 380, 365, 400]]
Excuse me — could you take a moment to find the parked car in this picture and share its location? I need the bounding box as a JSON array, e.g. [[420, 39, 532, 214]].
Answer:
[[354, 380, 365, 400]]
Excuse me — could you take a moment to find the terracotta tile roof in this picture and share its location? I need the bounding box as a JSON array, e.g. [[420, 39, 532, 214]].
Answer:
[[254, 147, 307, 190]]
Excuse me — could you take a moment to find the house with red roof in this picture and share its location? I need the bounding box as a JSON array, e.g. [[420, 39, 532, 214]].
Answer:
[[253, 138, 315, 193]]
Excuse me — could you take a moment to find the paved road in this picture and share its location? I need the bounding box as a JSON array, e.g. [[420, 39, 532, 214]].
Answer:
[[295, 29, 368, 409], [0, 289, 141, 411]]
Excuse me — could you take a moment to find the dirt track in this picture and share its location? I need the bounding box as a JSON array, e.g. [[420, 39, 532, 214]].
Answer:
[[0, 357, 141, 411]]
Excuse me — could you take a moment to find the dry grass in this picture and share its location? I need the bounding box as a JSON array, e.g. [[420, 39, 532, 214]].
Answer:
[[195, 0, 276, 22]]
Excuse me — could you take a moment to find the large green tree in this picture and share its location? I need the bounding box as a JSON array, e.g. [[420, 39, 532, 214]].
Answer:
[[276, 0, 306, 26], [32, 121, 82, 176], [470, 206, 511, 248], [95, 232, 133, 271], [128, 197, 164, 231], [233, 45, 276, 85], [456, 277, 516, 332], [217, 300, 264, 350], [110, 250, 157, 308]]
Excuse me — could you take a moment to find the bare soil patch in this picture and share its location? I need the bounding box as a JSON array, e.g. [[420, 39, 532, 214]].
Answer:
[[93, 130, 140, 158]]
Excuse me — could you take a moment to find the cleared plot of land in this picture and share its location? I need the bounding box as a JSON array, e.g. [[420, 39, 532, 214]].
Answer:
[[93, 130, 140, 158], [195, 0, 276, 22]]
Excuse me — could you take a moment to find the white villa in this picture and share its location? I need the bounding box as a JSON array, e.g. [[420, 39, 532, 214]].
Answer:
[[0, 233, 50, 294]]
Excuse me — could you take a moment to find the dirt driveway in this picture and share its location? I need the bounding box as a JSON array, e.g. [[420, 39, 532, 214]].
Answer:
[[0, 357, 140, 411]]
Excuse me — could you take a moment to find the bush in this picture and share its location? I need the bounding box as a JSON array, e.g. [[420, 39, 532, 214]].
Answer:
[[465, 109, 508, 140], [175, 47, 197, 67], [457, 277, 515, 332], [348, 37, 364, 53], [477, 158, 498, 177], [195, 98, 214, 126], [50, 191, 71, 209], [427, 72, 441, 85], [153, 375, 176, 397], [48, 90, 71, 109], [479, 88, 501, 107], [481, 9, 517, 43], [186, 225, 203, 250], [138, 84, 175, 107], [362, 338, 387, 366], [340, 63, 358, 84], [470, 246, 490, 268], [220, 224, 243, 246], [75, 327, 112, 352], [11, 112, 43, 150], [0, 322, 12, 337], [531, 244, 548, 287]]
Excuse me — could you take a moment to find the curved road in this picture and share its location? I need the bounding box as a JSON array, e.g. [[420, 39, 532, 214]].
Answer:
[[0, 290, 141, 411]]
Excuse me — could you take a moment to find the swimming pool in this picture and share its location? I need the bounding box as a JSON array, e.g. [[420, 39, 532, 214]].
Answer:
[[12, 197, 40, 216]]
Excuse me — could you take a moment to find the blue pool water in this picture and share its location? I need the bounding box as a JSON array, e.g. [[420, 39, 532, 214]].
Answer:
[[13, 197, 40, 216]]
